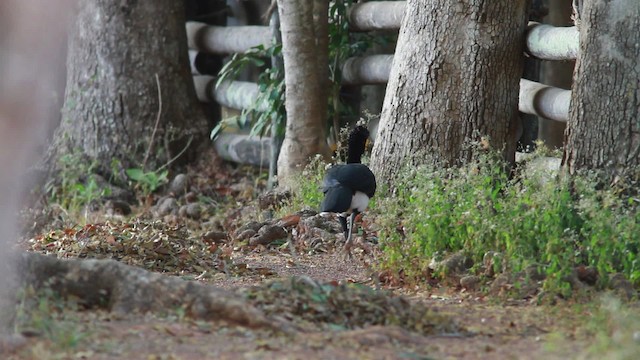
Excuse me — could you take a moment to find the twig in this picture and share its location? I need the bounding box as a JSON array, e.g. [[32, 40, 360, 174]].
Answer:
[[142, 73, 162, 172], [156, 135, 194, 173]]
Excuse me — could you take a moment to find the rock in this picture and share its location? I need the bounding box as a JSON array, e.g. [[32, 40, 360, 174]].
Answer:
[[234, 221, 266, 237], [524, 263, 546, 281], [201, 218, 224, 232], [235, 229, 257, 242], [489, 274, 512, 295], [561, 268, 588, 293], [156, 197, 178, 216], [184, 191, 198, 203], [249, 225, 288, 246], [431, 251, 473, 276], [297, 209, 319, 218], [179, 203, 201, 220], [609, 273, 635, 300], [169, 173, 189, 195], [299, 213, 341, 234], [104, 200, 132, 217], [460, 275, 481, 291], [483, 251, 504, 277], [277, 214, 301, 228], [257, 189, 292, 209], [203, 231, 228, 244], [575, 265, 598, 285]]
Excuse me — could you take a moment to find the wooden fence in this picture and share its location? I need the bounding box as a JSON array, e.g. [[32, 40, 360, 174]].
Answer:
[[187, 1, 578, 165]]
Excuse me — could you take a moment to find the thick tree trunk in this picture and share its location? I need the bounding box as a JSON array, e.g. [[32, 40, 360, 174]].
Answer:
[[371, 0, 529, 184], [563, 1, 640, 180], [52, 0, 207, 174], [276, 0, 331, 183]]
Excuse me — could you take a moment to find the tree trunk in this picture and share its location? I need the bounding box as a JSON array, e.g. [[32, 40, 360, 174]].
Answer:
[[563, 1, 640, 181], [276, 0, 331, 184], [371, 0, 529, 184], [52, 0, 208, 175]]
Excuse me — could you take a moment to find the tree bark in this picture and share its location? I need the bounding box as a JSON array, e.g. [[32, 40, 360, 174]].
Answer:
[[563, 0, 640, 180], [276, 0, 331, 183], [18, 252, 281, 329], [371, 0, 529, 184], [52, 0, 208, 174]]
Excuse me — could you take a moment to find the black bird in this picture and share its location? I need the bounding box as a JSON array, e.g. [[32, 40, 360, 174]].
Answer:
[[320, 126, 376, 255]]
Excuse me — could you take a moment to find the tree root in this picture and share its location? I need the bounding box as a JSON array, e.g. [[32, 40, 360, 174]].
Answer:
[[17, 252, 293, 332]]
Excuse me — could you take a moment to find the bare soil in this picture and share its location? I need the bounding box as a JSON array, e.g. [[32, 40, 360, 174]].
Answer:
[[6, 250, 593, 360]]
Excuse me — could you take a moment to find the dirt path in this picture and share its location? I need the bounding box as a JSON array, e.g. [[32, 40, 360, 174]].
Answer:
[[6, 250, 591, 360]]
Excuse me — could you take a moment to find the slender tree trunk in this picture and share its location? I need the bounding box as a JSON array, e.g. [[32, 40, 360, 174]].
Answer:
[[51, 0, 207, 175], [371, 0, 529, 184], [276, 0, 331, 184], [563, 1, 640, 181]]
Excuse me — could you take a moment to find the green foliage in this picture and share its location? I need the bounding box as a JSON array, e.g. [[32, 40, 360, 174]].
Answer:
[[125, 168, 168, 195], [211, 44, 285, 141], [279, 155, 328, 215], [46, 152, 110, 213], [374, 150, 640, 295]]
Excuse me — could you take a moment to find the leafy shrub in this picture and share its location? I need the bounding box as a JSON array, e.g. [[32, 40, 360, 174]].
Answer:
[[374, 150, 640, 294]]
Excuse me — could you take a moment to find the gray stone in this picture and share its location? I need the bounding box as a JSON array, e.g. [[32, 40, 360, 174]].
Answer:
[[610, 273, 635, 300], [156, 197, 178, 216], [169, 173, 189, 195], [460, 275, 481, 291], [183, 203, 202, 220]]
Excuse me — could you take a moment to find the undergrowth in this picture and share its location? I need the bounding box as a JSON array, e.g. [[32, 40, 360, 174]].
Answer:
[[45, 152, 110, 216], [374, 150, 640, 296], [286, 148, 640, 297]]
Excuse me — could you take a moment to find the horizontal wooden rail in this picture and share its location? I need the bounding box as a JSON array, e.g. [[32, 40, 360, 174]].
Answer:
[[518, 79, 571, 122], [213, 133, 271, 167], [197, 55, 570, 123], [348, 2, 578, 61], [341, 54, 571, 121], [348, 1, 406, 32], [526, 22, 578, 60], [186, 22, 270, 55], [342, 55, 394, 84], [193, 75, 268, 112]]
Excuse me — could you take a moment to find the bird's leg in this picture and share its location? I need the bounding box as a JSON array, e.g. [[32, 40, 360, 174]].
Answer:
[[338, 215, 348, 241], [343, 211, 358, 258]]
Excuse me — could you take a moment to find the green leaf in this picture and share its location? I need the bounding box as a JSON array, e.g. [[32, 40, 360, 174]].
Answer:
[[125, 168, 145, 182]]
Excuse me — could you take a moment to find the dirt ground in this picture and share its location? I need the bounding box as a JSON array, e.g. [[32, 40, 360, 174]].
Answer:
[[4, 154, 604, 359], [6, 250, 594, 360]]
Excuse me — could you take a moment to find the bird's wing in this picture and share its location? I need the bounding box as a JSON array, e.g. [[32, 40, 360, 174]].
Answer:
[[325, 164, 376, 198]]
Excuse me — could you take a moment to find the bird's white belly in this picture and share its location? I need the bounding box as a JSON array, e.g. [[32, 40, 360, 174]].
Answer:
[[350, 191, 370, 213]]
